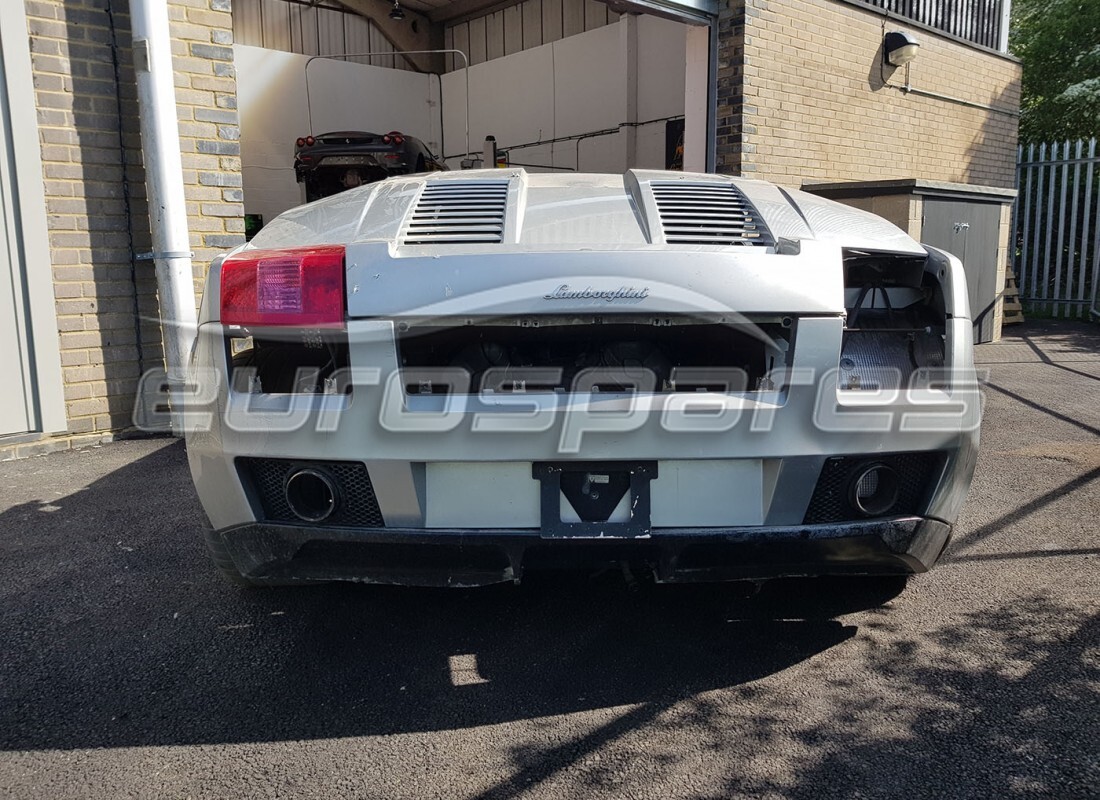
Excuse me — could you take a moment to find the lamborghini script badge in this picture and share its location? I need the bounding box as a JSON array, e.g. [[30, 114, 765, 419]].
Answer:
[[543, 285, 650, 302]]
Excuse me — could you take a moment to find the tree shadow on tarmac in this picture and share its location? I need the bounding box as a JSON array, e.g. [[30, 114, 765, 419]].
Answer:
[[720, 597, 1100, 799]]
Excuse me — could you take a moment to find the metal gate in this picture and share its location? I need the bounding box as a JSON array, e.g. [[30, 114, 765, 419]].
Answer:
[[1014, 139, 1100, 320]]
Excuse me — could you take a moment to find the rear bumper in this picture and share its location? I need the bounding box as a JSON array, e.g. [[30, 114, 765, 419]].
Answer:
[[214, 516, 952, 587]]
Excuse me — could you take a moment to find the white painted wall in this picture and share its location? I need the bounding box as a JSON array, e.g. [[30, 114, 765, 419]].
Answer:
[[440, 15, 688, 173], [236, 16, 690, 221], [234, 44, 440, 223]]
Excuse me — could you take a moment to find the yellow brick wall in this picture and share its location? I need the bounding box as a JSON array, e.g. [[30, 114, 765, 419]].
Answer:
[[11, 0, 243, 458], [169, 0, 246, 266], [722, 0, 1021, 189]]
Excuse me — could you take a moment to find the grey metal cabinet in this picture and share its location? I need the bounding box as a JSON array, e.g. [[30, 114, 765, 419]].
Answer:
[[920, 198, 1003, 342]]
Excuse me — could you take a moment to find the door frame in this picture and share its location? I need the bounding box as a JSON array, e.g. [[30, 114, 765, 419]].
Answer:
[[0, 1, 66, 436]]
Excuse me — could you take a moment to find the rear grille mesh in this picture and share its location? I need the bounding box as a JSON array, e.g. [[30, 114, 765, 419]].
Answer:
[[401, 181, 510, 245], [237, 458, 385, 527], [803, 452, 946, 524], [651, 182, 774, 247]]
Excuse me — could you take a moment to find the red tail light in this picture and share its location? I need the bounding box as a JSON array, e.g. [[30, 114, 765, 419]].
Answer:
[[305, 135, 316, 146], [220, 246, 346, 327], [382, 135, 391, 144], [296, 136, 306, 147]]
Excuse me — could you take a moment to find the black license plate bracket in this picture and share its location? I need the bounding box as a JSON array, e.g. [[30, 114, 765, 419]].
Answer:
[[532, 461, 657, 538]]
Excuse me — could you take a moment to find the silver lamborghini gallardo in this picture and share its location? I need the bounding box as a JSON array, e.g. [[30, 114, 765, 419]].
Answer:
[[184, 170, 980, 587]]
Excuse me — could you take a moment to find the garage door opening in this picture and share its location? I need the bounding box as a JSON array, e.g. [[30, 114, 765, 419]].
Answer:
[[232, 0, 713, 227]]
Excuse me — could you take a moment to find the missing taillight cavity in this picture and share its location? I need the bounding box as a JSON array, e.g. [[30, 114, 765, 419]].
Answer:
[[842, 250, 941, 325], [221, 245, 346, 328], [398, 320, 791, 395], [843, 251, 926, 288], [841, 251, 947, 391]]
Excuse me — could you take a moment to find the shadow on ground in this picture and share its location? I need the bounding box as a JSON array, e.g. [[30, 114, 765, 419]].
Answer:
[[0, 441, 887, 753], [482, 597, 1099, 800], [731, 598, 1100, 799], [1011, 319, 1100, 358], [0, 435, 1096, 797]]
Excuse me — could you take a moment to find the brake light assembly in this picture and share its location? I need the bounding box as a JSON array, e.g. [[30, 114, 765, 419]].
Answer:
[[220, 245, 346, 328]]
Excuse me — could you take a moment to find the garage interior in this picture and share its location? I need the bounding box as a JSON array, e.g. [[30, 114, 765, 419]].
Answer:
[[231, 0, 712, 227]]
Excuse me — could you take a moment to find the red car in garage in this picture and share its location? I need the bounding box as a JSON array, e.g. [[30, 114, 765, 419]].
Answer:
[[294, 130, 446, 202]]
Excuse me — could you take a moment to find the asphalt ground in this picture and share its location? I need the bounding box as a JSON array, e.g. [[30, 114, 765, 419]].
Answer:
[[0, 320, 1097, 799]]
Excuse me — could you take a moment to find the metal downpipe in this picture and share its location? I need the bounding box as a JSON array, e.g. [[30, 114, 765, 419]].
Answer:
[[130, 0, 197, 435]]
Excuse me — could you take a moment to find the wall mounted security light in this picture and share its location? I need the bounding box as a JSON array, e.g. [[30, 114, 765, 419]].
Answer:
[[884, 31, 920, 67]]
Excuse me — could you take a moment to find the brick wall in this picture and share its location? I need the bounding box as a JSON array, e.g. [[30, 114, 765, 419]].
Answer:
[[718, 0, 1021, 188], [715, 0, 747, 175], [12, 0, 243, 458]]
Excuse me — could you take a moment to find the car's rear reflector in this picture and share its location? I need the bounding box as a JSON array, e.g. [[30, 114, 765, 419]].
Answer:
[[220, 245, 346, 327]]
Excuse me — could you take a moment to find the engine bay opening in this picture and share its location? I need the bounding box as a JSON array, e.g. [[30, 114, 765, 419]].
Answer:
[[397, 318, 792, 395]]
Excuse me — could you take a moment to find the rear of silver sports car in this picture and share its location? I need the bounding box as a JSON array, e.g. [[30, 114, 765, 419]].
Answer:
[[184, 170, 980, 587]]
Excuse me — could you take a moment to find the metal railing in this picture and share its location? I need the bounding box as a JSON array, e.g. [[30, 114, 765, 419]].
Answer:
[[1014, 139, 1100, 320], [858, 0, 1009, 51]]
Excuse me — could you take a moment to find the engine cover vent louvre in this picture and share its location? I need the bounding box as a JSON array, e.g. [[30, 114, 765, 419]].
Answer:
[[651, 182, 775, 247], [401, 181, 510, 245]]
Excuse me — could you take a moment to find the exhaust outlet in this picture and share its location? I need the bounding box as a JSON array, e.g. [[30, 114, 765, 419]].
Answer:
[[284, 468, 339, 522], [848, 463, 900, 517]]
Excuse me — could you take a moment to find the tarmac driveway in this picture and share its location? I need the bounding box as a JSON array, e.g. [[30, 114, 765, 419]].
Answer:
[[0, 321, 1097, 799]]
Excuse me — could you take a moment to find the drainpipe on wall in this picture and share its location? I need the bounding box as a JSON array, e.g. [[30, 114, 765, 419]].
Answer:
[[130, 0, 197, 435]]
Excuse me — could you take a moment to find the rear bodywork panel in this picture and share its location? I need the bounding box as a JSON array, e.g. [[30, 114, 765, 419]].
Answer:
[[185, 169, 980, 586]]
